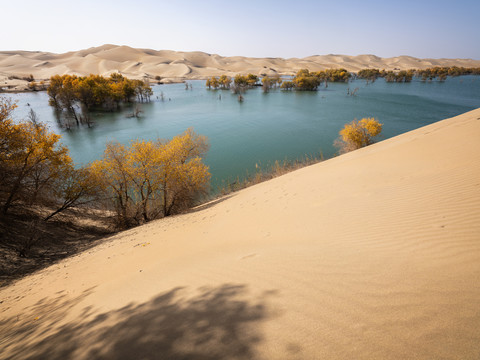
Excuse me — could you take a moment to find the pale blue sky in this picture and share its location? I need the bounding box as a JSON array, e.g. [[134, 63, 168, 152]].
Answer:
[[4, 0, 480, 59]]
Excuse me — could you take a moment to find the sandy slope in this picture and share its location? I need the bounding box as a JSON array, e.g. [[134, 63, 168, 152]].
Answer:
[[1, 109, 480, 359], [1, 44, 480, 90]]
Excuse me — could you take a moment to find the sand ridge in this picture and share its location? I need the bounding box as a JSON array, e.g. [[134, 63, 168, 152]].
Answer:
[[1, 44, 480, 90], [1, 109, 479, 359]]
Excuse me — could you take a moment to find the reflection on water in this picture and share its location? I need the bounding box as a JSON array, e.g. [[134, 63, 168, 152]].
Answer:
[[6, 77, 480, 189]]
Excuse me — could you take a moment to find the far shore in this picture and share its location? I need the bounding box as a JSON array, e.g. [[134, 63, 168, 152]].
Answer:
[[2, 44, 480, 92]]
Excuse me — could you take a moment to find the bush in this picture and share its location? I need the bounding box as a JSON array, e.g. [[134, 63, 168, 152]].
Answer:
[[335, 117, 383, 153]]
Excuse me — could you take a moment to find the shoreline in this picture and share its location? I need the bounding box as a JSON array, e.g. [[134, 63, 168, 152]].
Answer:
[[2, 72, 480, 94]]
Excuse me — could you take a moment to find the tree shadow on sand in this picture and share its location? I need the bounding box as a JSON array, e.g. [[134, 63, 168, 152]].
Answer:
[[1, 284, 276, 360]]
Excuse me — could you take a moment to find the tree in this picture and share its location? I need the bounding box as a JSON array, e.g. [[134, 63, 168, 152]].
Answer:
[[280, 81, 295, 90], [323, 68, 351, 82], [261, 76, 271, 92], [90, 142, 133, 226], [206, 76, 219, 89], [234, 74, 248, 87], [47, 75, 64, 109], [90, 128, 210, 227], [293, 69, 321, 90], [246, 74, 259, 86], [261, 75, 282, 92], [43, 166, 99, 221], [0, 97, 96, 218], [218, 75, 231, 89], [28, 81, 37, 91], [0, 110, 68, 214], [0, 98, 18, 193], [335, 118, 383, 153], [158, 129, 210, 217], [357, 69, 381, 81]]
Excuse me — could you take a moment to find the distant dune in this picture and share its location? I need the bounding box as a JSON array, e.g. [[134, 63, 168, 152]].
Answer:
[[1, 108, 479, 359], [1, 44, 480, 90]]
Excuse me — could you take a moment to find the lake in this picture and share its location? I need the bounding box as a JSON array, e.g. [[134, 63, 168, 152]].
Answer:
[[6, 76, 480, 190]]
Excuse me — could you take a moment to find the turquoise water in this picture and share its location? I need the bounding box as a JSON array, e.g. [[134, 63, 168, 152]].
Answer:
[[6, 76, 480, 189]]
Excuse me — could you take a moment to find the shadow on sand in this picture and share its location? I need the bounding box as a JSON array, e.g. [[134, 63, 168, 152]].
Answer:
[[1, 284, 276, 359]]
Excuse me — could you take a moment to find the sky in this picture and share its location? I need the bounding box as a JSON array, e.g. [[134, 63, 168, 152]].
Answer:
[[3, 0, 480, 59]]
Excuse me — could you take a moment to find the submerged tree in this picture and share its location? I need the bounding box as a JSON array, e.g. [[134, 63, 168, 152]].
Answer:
[[383, 70, 414, 83], [357, 69, 381, 81], [218, 75, 231, 89], [293, 69, 321, 90], [280, 81, 295, 90], [47, 74, 152, 128], [206, 76, 220, 89], [262, 75, 282, 92]]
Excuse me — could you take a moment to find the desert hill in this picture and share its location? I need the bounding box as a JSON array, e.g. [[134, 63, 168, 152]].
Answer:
[[1, 108, 479, 359], [1, 44, 480, 90]]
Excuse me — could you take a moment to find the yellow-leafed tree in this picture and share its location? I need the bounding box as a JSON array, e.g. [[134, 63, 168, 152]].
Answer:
[[91, 128, 210, 227], [0, 97, 97, 218], [0, 102, 69, 214], [335, 118, 383, 153]]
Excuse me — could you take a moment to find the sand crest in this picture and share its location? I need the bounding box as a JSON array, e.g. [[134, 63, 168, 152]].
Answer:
[[1, 109, 479, 359]]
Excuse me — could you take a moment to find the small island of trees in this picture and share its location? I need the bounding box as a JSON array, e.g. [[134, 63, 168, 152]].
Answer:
[[356, 66, 480, 83], [205, 66, 480, 94], [285, 69, 351, 90], [356, 68, 414, 82], [206, 68, 352, 93], [47, 73, 153, 128]]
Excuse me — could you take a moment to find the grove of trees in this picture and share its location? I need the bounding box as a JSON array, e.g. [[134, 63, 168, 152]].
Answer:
[[356, 66, 480, 83], [206, 75, 231, 90], [356, 69, 381, 81], [206, 74, 260, 92], [293, 68, 351, 90], [47, 73, 153, 127], [415, 66, 480, 81], [291, 69, 322, 90], [206, 69, 352, 93], [90, 128, 211, 227], [261, 75, 283, 92]]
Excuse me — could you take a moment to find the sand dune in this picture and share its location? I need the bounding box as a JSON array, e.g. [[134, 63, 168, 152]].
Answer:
[[1, 109, 480, 359], [1, 44, 480, 90]]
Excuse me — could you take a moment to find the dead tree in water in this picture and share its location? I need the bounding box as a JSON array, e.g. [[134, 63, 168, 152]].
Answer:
[[127, 104, 143, 118]]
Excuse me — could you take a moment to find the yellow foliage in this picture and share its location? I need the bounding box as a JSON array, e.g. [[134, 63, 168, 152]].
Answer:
[[0, 97, 17, 122], [47, 74, 152, 127], [91, 128, 210, 226], [206, 75, 230, 90], [0, 97, 93, 216], [336, 117, 383, 153]]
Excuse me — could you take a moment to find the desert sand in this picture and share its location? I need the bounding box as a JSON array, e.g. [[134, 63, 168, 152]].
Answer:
[[1, 108, 479, 359], [1, 44, 480, 91]]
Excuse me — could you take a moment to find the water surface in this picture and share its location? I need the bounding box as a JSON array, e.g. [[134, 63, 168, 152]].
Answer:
[[7, 76, 480, 189]]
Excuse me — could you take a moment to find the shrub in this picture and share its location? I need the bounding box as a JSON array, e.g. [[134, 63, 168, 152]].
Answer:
[[335, 117, 383, 153]]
